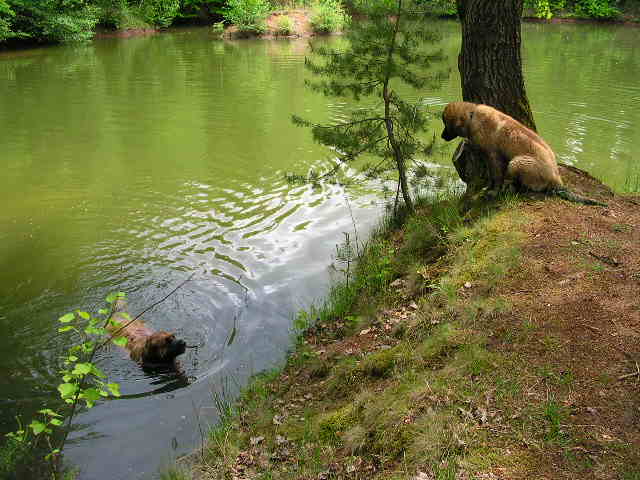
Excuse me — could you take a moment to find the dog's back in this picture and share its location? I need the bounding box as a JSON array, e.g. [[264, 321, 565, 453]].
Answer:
[[471, 104, 554, 161], [106, 298, 186, 365]]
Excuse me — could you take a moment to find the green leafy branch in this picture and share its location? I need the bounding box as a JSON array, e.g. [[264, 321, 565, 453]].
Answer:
[[4, 292, 129, 479], [4, 272, 196, 477]]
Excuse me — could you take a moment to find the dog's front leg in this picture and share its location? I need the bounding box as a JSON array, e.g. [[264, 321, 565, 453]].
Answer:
[[485, 150, 507, 196]]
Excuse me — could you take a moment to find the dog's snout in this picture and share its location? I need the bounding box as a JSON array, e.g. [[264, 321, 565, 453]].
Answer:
[[441, 128, 456, 141], [173, 338, 187, 355]]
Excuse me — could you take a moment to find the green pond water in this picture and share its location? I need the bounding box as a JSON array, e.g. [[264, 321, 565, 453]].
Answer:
[[0, 20, 638, 480]]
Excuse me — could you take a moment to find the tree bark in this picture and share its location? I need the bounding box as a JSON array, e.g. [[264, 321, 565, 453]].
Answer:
[[453, 0, 537, 201]]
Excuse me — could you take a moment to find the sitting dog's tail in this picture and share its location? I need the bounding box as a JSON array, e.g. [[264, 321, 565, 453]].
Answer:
[[550, 187, 607, 207]]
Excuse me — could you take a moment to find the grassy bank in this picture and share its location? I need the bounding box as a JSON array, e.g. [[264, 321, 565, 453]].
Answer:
[[169, 166, 639, 480]]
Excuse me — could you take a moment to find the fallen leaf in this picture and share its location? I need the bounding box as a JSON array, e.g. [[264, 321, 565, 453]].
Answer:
[[250, 436, 264, 446], [477, 407, 488, 424]]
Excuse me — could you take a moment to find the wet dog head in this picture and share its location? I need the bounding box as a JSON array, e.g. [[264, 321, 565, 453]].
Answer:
[[141, 332, 187, 364], [441, 102, 476, 141]]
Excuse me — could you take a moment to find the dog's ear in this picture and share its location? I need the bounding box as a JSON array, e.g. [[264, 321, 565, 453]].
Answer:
[[145, 332, 186, 363], [156, 333, 175, 348], [142, 332, 170, 362]]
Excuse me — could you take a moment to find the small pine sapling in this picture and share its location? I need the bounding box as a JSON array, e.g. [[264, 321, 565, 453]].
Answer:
[[293, 0, 448, 212]]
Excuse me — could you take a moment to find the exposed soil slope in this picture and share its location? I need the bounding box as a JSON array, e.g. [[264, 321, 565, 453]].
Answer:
[[225, 8, 317, 39]]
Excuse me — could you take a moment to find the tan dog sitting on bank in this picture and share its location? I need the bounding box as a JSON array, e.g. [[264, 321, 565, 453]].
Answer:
[[441, 101, 605, 205], [107, 299, 186, 366]]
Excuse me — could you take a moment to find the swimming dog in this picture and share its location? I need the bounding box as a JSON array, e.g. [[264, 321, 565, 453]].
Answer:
[[107, 299, 186, 366]]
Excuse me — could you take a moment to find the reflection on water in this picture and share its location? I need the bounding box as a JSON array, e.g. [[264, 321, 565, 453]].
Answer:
[[0, 20, 639, 480], [0, 31, 390, 479], [521, 22, 640, 188]]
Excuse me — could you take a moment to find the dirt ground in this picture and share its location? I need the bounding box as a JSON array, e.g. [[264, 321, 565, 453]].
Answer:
[[266, 9, 314, 37], [486, 166, 640, 478]]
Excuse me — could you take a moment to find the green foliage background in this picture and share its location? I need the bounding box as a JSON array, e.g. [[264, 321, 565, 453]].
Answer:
[[223, 0, 270, 33], [309, 0, 348, 33], [0, 0, 226, 43], [422, 0, 638, 19], [0, 0, 638, 45]]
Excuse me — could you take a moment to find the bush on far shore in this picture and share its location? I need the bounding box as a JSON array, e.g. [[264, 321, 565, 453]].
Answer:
[[223, 0, 271, 33], [310, 0, 348, 33], [276, 14, 294, 34]]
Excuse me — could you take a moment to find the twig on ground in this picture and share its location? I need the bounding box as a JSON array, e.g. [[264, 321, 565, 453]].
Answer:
[[618, 361, 640, 381], [588, 251, 621, 267], [582, 324, 601, 334]]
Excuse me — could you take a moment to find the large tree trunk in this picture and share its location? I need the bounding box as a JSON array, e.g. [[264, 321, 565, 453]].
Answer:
[[454, 0, 536, 201]]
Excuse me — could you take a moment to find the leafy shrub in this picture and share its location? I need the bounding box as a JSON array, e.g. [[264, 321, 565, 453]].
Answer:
[[100, 0, 181, 30], [0, 0, 15, 41], [2, 0, 100, 43], [310, 0, 348, 33], [98, 0, 127, 28], [529, 0, 553, 18], [275, 14, 294, 34], [524, 0, 566, 18], [211, 20, 224, 35], [223, 0, 270, 33], [177, 0, 226, 21], [123, 0, 179, 27], [0, 16, 12, 41], [41, 6, 100, 41], [0, 0, 183, 42], [272, 0, 311, 7], [525, 0, 618, 18], [573, 0, 619, 18], [0, 434, 30, 478], [418, 0, 457, 16]]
